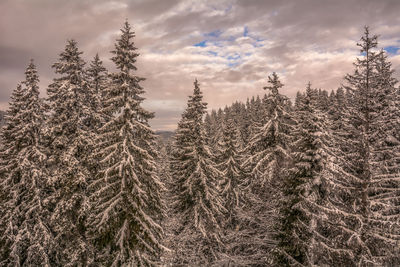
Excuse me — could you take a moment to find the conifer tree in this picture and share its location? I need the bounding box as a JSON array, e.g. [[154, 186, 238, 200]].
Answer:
[[0, 83, 25, 265], [87, 21, 164, 266], [216, 112, 250, 265], [238, 73, 293, 265], [45, 40, 92, 265], [322, 27, 400, 265], [85, 54, 110, 182], [341, 27, 384, 265], [86, 53, 109, 130], [274, 83, 329, 266], [0, 61, 53, 266], [218, 113, 244, 228], [230, 101, 250, 146], [204, 109, 221, 149], [242, 73, 292, 193], [367, 49, 400, 265], [169, 80, 225, 265]]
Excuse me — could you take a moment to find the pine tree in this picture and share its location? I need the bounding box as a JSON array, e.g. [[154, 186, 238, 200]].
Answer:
[[274, 83, 329, 266], [237, 73, 293, 265], [218, 113, 244, 228], [0, 61, 53, 266], [366, 49, 400, 264], [217, 112, 250, 265], [247, 95, 267, 139], [242, 73, 292, 194], [317, 89, 330, 112], [0, 83, 25, 265], [86, 53, 109, 131], [230, 101, 250, 147], [341, 27, 384, 265], [204, 109, 221, 149], [169, 79, 225, 265], [45, 40, 92, 265], [85, 53, 110, 184], [323, 27, 400, 265], [87, 21, 164, 266]]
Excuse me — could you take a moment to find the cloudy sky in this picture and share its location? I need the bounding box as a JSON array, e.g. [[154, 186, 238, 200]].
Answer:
[[1, 0, 400, 130]]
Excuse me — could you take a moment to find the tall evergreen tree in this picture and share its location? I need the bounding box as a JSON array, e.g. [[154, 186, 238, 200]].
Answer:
[[237, 73, 293, 265], [86, 53, 109, 130], [367, 49, 400, 265], [323, 27, 400, 265], [274, 83, 329, 266], [87, 21, 164, 266], [242, 73, 292, 195], [45, 40, 92, 265], [342, 27, 385, 265], [0, 61, 53, 266], [85, 53, 110, 184], [169, 80, 225, 265], [0, 83, 26, 265], [218, 113, 244, 228]]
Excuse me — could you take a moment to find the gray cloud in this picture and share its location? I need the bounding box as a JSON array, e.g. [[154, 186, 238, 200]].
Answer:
[[1, 0, 400, 129]]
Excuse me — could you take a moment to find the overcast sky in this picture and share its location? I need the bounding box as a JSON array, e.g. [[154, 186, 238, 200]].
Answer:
[[1, 0, 400, 130]]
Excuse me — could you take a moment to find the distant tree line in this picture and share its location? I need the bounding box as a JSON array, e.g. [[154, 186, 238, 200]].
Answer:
[[0, 23, 399, 266]]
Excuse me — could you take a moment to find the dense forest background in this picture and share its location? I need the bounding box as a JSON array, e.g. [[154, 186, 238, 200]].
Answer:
[[0, 21, 399, 266]]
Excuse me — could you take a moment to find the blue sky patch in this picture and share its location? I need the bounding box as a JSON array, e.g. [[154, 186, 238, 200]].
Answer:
[[384, 46, 399, 54], [243, 26, 249, 37], [226, 53, 242, 67], [204, 30, 223, 38], [227, 61, 240, 67], [194, 40, 207, 47]]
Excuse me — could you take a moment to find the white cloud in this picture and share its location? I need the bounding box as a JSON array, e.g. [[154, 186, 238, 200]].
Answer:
[[1, 0, 400, 130]]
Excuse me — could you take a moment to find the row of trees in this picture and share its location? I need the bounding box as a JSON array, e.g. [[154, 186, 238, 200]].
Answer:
[[0, 22, 399, 266], [163, 27, 400, 266], [0, 21, 163, 266]]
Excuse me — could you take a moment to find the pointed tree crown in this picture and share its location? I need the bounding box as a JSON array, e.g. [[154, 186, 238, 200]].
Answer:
[[358, 26, 378, 54], [111, 21, 139, 72], [52, 40, 86, 82], [263, 72, 284, 96], [23, 59, 40, 95]]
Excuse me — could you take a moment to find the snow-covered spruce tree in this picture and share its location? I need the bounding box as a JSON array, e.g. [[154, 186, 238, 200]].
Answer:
[[216, 111, 249, 265], [0, 61, 53, 266], [331, 27, 400, 265], [366, 48, 400, 264], [294, 91, 305, 110], [315, 84, 377, 265], [0, 83, 26, 265], [9, 61, 52, 266], [204, 109, 223, 150], [85, 53, 110, 184], [343, 27, 379, 233], [45, 40, 92, 265], [168, 79, 225, 265], [316, 89, 330, 112], [218, 113, 244, 228], [213, 108, 226, 159], [229, 101, 250, 147], [236, 73, 293, 266], [242, 72, 293, 197], [372, 50, 400, 174], [274, 83, 331, 266], [246, 95, 268, 140], [366, 49, 400, 265], [87, 21, 164, 266], [86, 53, 110, 131]]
